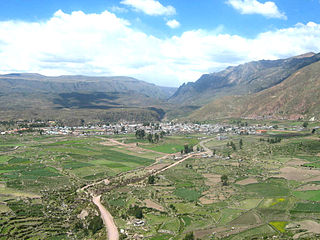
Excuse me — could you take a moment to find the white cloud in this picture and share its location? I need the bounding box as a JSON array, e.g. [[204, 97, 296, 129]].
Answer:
[[0, 10, 319, 87], [227, 0, 287, 19], [110, 6, 128, 13], [120, 0, 176, 16], [166, 19, 180, 29]]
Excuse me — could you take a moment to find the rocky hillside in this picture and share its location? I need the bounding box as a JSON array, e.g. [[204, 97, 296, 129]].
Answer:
[[170, 53, 320, 105], [189, 59, 320, 121], [0, 74, 176, 123], [0, 73, 176, 99]]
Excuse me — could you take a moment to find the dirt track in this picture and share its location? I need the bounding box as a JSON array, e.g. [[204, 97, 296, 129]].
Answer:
[[93, 195, 119, 240], [84, 137, 214, 240]]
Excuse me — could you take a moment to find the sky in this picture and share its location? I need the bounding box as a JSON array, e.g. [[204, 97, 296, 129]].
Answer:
[[0, 0, 320, 87]]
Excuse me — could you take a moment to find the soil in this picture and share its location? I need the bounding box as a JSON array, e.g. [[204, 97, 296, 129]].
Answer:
[[236, 178, 258, 185], [296, 183, 320, 191], [144, 199, 165, 212], [203, 173, 221, 186], [146, 163, 170, 171], [287, 220, 320, 239], [93, 195, 119, 240], [273, 166, 320, 181]]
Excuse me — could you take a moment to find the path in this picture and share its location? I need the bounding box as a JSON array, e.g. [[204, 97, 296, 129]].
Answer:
[[82, 137, 214, 240], [92, 195, 119, 240], [199, 138, 214, 155]]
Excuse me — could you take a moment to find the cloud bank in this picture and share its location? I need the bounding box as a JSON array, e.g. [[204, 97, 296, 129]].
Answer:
[[0, 10, 319, 86], [227, 0, 287, 19]]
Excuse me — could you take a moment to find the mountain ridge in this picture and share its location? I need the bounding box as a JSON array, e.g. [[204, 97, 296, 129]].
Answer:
[[169, 52, 320, 106], [189, 59, 320, 121]]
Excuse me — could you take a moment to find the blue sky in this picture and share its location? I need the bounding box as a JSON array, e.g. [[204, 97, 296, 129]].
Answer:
[[0, 0, 320, 86]]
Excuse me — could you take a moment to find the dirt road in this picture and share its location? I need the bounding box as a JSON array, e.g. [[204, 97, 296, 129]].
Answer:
[[92, 195, 119, 240], [84, 137, 214, 239]]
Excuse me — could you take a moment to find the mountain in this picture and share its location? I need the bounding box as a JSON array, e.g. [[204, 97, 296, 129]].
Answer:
[[0, 74, 176, 123], [189, 59, 320, 121], [169, 52, 320, 106], [0, 73, 175, 99]]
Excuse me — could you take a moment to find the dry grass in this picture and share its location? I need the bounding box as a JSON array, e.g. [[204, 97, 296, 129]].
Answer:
[[236, 178, 258, 186]]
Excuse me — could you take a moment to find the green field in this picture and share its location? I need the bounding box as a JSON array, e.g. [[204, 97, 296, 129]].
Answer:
[[1, 125, 320, 239]]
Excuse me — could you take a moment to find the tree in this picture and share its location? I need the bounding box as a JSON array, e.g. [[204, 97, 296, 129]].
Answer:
[[154, 133, 159, 143], [183, 232, 195, 240], [148, 175, 155, 184], [230, 141, 236, 151], [160, 131, 165, 138], [88, 216, 103, 234], [239, 139, 243, 149], [121, 126, 126, 132], [221, 174, 228, 186], [184, 144, 189, 154], [128, 205, 143, 219], [135, 129, 145, 139], [147, 133, 153, 143], [303, 122, 309, 128]]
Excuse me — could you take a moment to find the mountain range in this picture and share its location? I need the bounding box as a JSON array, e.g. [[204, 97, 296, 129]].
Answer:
[[1, 52, 320, 123], [0, 74, 176, 124]]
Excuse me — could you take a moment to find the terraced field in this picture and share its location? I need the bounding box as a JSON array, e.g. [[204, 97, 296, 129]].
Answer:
[[1, 126, 320, 239]]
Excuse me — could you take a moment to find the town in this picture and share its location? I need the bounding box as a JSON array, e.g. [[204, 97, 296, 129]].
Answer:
[[0, 119, 309, 137]]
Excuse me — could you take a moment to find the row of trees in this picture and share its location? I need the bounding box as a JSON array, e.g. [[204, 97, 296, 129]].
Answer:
[[259, 137, 282, 144], [226, 139, 243, 151], [135, 129, 166, 143], [181, 144, 194, 154]]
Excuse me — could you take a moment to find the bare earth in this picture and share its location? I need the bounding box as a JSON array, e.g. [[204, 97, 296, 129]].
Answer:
[[287, 159, 308, 167], [203, 174, 222, 187], [144, 199, 165, 212], [93, 195, 119, 240], [146, 163, 170, 171], [236, 178, 258, 185], [287, 220, 320, 239], [296, 183, 320, 191], [273, 166, 320, 181]]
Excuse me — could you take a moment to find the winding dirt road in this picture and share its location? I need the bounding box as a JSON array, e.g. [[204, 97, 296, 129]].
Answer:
[[83, 137, 214, 240], [92, 195, 119, 240]]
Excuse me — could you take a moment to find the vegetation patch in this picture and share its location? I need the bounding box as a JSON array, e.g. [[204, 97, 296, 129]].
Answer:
[[293, 190, 320, 201], [269, 221, 288, 233], [292, 202, 320, 213], [174, 188, 201, 202]]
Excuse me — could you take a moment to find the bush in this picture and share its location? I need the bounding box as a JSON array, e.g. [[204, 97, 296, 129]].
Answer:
[[183, 232, 195, 240], [88, 216, 103, 234]]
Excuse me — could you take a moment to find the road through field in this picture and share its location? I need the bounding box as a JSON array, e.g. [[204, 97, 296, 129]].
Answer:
[[93, 195, 119, 240], [85, 137, 214, 240]]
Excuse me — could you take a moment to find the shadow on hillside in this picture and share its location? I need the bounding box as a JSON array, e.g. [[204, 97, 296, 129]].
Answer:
[[53, 92, 121, 109]]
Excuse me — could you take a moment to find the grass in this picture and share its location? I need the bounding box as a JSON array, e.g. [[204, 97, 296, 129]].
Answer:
[[174, 188, 201, 202], [142, 136, 200, 154], [244, 179, 290, 197], [291, 202, 320, 213], [1, 125, 320, 239], [293, 190, 320, 201], [269, 221, 288, 233]]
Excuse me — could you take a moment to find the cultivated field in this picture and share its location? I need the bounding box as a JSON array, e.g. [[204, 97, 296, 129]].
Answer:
[[1, 123, 320, 239]]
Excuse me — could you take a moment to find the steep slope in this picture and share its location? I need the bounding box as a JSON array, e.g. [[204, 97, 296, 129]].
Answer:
[[0, 74, 175, 99], [0, 74, 176, 123], [170, 53, 320, 105], [189, 59, 320, 121]]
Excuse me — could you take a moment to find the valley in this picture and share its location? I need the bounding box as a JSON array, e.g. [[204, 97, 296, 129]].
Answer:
[[1, 120, 320, 239], [1, 54, 320, 240]]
